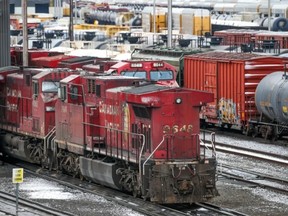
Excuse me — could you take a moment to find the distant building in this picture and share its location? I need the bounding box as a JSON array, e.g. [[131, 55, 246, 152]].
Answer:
[[0, 0, 10, 66], [9, 0, 53, 14]]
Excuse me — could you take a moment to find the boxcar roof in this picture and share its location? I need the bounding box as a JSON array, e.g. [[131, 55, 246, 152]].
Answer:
[[185, 51, 264, 60]]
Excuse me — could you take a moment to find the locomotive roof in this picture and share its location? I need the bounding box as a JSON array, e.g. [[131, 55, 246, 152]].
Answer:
[[8, 73, 23, 79], [61, 74, 80, 83], [32, 69, 54, 79], [107, 83, 171, 94], [85, 75, 144, 81], [122, 84, 172, 94], [0, 66, 18, 72]]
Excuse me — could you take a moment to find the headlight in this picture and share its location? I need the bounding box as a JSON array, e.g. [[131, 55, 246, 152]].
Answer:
[[175, 98, 182, 104], [46, 106, 55, 112]]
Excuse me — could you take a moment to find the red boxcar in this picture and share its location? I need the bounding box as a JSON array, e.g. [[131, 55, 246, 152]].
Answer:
[[213, 29, 258, 46], [183, 52, 287, 130]]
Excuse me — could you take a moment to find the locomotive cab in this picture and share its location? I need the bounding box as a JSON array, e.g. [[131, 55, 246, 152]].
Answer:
[[106, 60, 179, 87]]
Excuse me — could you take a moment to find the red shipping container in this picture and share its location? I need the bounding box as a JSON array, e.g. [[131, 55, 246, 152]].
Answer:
[[183, 52, 287, 129], [214, 29, 259, 46]]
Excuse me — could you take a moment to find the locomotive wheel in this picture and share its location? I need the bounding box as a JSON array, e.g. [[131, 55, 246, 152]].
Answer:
[[133, 189, 139, 198], [260, 125, 273, 140], [226, 124, 232, 129], [271, 135, 278, 142], [79, 173, 84, 181], [251, 128, 258, 138]]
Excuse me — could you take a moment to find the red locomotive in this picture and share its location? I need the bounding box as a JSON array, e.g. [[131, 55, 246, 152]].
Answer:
[[10, 48, 179, 87], [0, 66, 74, 163], [0, 66, 218, 204], [106, 60, 179, 87]]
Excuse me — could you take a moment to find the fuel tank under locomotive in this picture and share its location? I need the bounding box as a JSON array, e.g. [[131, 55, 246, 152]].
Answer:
[[255, 72, 288, 122], [0, 133, 40, 163]]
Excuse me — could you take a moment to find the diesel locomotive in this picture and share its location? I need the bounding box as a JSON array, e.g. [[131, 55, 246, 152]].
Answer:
[[0, 65, 218, 204]]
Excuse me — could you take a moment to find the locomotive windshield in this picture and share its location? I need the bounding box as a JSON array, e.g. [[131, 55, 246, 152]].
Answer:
[[150, 70, 173, 81], [120, 71, 146, 79], [42, 81, 59, 93]]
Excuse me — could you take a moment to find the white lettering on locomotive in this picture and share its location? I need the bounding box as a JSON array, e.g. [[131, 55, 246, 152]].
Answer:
[[99, 101, 120, 115], [6, 87, 22, 97], [105, 120, 120, 130], [6, 101, 18, 112]]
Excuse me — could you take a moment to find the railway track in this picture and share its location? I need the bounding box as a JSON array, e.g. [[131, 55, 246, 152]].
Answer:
[[195, 202, 250, 216], [0, 160, 248, 216], [202, 141, 288, 165], [0, 189, 73, 216], [219, 163, 288, 195], [174, 202, 249, 216]]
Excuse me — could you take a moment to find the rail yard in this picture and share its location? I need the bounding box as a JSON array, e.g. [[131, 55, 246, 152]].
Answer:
[[1, 0, 288, 215], [1, 132, 288, 215]]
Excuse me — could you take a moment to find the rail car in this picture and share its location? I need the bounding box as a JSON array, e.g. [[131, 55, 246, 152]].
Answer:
[[0, 66, 218, 204], [10, 48, 179, 87], [0, 66, 75, 163], [180, 51, 288, 140], [246, 71, 288, 140]]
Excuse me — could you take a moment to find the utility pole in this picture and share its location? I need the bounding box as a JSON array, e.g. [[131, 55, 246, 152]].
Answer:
[[22, 0, 28, 67], [167, 0, 172, 48], [268, 0, 271, 31], [0, 0, 10, 67], [69, 0, 74, 42]]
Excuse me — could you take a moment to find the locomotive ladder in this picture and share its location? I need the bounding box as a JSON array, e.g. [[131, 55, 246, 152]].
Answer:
[[44, 127, 56, 156]]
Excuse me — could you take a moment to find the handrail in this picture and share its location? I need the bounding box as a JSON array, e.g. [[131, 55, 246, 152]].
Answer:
[[200, 131, 216, 159], [142, 134, 168, 176], [43, 126, 56, 156], [210, 132, 216, 158], [83, 121, 146, 189]]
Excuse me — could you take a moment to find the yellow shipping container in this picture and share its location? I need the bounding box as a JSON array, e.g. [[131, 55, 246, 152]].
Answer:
[[180, 9, 211, 36], [194, 15, 211, 36], [150, 14, 167, 33]]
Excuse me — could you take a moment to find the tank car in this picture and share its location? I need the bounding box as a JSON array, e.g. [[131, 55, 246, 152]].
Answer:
[[51, 73, 217, 204], [247, 71, 288, 140]]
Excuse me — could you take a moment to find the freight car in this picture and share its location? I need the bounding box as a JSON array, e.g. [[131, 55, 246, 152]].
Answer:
[[0, 66, 218, 204], [247, 71, 288, 140], [180, 51, 287, 139]]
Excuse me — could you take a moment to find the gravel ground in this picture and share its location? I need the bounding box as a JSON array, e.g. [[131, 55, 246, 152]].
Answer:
[[212, 178, 288, 216], [209, 133, 288, 216], [1, 133, 288, 216], [0, 164, 144, 216]]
